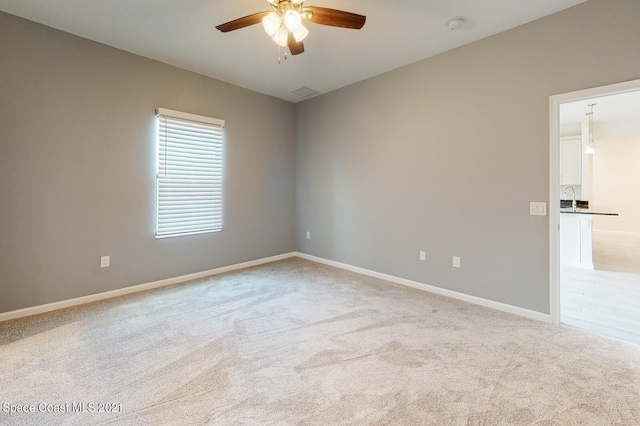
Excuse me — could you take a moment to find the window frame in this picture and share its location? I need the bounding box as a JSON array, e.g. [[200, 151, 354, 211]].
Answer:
[[155, 108, 225, 239]]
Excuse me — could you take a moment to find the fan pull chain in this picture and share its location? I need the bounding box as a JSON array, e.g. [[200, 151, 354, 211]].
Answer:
[[276, 41, 288, 64]]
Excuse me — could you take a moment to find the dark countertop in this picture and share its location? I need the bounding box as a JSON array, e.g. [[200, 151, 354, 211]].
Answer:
[[560, 206, 619, 216]]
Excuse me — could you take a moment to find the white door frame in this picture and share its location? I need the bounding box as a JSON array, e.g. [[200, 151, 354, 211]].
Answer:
[[549, 78, 640, 324]]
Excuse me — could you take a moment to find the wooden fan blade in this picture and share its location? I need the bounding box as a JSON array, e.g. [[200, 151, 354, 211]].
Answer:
[[216, 11, 270, 32], [305, 7, 366, 29], [288, 32, 305, 55]]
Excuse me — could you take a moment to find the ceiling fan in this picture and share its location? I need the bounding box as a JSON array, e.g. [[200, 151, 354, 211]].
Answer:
[[216, 0, 366, 56]]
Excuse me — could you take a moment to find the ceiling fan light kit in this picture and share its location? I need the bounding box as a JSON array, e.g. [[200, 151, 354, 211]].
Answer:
[[284, 9, 302, 31], [262, 12, 281, 36], [291, 24, 309, 42], [216, 0, 366, 58], [273, 26, 289, 47]]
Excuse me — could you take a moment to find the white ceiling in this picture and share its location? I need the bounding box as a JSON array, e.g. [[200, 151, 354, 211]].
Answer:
[[560, 89, 640, 125], [0, 0, 589, 103]]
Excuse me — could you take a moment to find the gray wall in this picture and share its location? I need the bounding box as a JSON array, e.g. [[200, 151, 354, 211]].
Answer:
[[0, 12, 296, 313], [295, 0, 640, 314], [3, 0, 640, 317]]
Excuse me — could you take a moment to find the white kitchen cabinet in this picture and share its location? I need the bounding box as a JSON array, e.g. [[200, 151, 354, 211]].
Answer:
[[560, 213, 593, 269], [560, 136, 582, 185]]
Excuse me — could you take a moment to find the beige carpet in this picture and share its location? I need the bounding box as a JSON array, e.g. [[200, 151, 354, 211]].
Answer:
[[1, 258, 639, 425]]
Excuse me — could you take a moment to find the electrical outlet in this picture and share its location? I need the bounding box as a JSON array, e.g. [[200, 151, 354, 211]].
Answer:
[[452, 256, 461, 268], [419, 251, 426, 261], [306, 231, 311, 239], [100, 256, 110, 268]]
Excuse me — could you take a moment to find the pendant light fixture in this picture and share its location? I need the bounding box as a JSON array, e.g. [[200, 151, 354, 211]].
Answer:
[[585, 103, 597, 154]]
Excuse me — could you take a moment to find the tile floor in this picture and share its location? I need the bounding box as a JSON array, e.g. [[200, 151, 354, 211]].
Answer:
[[560, 230, 640, 345]]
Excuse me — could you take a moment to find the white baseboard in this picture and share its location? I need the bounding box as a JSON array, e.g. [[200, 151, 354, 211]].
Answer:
[[295, 252, 552, 323], [0, 252, 297, 323], [0, 251, 551, 324]]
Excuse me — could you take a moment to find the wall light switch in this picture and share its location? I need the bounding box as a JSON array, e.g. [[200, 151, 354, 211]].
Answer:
[[529, 202, 547, 216], [419, 251, 426, 261], [453, 256, 461, 268], [306, 231, 311, 239], [100, 256, 110, 268]]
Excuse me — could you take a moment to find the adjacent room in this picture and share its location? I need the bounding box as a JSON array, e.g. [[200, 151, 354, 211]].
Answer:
[[1, 0, 639, 424], [558, 90, 640, 345]]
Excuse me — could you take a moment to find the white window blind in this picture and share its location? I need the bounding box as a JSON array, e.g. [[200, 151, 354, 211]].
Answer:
[[156, 108, 224, 238]]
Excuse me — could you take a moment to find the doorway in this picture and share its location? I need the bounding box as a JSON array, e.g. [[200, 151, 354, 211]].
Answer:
[[550, 79, 640, 345]]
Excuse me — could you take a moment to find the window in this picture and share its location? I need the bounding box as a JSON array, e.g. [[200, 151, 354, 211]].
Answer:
[[155, 108, 224, 238]]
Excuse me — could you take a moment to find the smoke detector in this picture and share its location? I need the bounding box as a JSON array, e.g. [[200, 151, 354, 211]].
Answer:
[[447, 17, 465, 30]]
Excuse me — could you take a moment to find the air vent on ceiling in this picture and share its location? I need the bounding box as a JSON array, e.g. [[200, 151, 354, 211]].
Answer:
[[291, 86, 320, 98]]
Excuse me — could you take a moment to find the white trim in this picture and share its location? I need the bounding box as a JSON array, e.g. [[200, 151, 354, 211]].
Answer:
[[0, 250, 555, 324], [295, 252, 551, 323], [549, 78, 640, 325], [0, 252, 296, 323], [155, 107, 225, 127], [549, 95, 561, 324]]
